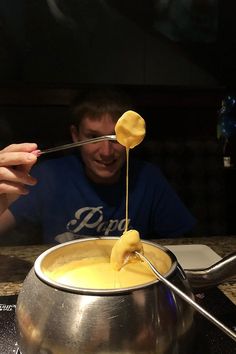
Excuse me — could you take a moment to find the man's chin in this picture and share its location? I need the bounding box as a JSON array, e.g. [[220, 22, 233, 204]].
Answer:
[[87, 169, 120, 184]]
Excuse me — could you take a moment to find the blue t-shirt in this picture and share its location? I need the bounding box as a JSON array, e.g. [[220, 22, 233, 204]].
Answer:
[[9, 154, 196, 243]]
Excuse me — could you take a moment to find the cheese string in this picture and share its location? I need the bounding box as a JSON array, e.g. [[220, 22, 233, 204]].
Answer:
[[110, 110, 146, 270], [125, 147, 129, 233]]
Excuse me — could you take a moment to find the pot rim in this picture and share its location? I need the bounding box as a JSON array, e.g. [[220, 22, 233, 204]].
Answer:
[[34, 237, 179, 295]]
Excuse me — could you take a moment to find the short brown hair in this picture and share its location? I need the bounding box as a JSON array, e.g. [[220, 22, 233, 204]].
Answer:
[[70, 88, 133, 128]]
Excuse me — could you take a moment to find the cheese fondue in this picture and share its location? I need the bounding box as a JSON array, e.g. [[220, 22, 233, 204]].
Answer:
[[47, 255, 157, 289], [45, 240, 171, 289]]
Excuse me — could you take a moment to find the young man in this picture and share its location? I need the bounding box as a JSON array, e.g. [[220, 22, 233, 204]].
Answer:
[[0, 90, 196, 243]]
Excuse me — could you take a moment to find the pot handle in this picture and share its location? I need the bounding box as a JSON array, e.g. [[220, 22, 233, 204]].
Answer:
[[184, 251, 236, 289]]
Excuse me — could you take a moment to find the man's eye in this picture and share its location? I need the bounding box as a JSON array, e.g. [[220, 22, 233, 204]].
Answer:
[[85, 134, 98, 139]]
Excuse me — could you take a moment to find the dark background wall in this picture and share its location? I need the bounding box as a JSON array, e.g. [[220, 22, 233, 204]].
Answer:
[[0, 0, 236, 88], [0, 86, 224, 149], [0, 1, 235, 142]]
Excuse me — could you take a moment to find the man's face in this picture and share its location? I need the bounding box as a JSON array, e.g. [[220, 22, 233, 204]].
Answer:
[[71, 113, 126, 184]]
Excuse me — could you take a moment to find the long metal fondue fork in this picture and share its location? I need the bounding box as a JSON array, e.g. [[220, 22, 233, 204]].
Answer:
[[39, 135, 117, 155], [135, 251, 236, 342]]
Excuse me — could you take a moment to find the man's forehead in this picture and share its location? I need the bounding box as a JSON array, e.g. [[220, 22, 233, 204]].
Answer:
[[80, 114, 116, 128]]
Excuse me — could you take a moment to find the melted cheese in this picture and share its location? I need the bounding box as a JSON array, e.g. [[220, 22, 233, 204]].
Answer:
[[110, 230, 144, 271], [48, 255, 157, 289], [115, 110, 146, 149]]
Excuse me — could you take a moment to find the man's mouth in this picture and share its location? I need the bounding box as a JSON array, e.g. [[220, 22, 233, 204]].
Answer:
[[95, 159, 117, 167]]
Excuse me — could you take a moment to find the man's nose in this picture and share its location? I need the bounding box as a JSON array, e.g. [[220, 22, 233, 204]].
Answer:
[[99, 140, 114, 156]]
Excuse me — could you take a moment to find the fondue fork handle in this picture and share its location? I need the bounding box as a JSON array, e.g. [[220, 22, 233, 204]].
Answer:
[[135, 252, 236, 342], [39, 135, 117, 155]]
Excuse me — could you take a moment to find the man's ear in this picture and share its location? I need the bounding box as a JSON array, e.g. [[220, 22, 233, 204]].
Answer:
[[70, 125, 79, 142]]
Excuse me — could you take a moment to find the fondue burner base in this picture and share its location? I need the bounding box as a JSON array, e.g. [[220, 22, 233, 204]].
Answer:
[[0, 289, 235, 354]]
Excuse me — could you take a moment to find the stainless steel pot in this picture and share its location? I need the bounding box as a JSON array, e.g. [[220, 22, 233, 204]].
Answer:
[[15, 238, 198, 354]]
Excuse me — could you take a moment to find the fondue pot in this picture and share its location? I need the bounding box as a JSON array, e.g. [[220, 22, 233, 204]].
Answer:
[[15, 238, 234, 354]]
